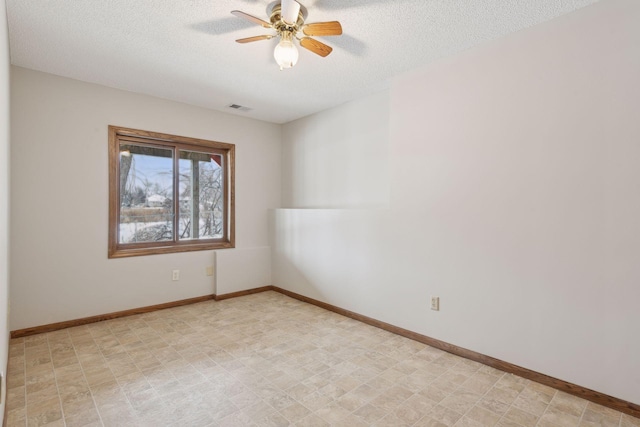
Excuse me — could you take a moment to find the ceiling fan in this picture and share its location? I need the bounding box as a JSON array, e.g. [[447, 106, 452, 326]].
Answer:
[[231, 0, 342, 70]]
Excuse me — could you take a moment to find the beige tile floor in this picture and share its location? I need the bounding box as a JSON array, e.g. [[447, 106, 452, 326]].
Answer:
[[4, 291, 640, 427]]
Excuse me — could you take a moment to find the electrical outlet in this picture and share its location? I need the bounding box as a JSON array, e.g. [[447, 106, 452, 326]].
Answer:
[[430, 296, 440, 311], [206, 266, 214, 276], [172, 270, 180, 281]]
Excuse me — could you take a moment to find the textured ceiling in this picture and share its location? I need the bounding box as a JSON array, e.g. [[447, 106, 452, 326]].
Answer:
[[6, 0, 599, 124]]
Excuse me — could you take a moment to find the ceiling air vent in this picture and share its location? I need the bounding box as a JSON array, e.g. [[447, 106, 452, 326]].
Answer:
[[228, 103, 252, 112]]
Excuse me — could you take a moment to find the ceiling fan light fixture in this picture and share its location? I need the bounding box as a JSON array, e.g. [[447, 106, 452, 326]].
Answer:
[[274, 31, 298, 70]]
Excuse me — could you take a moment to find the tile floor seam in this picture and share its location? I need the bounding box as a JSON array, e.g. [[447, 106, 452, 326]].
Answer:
[[452, 370, 507, 427], [47, 330, 66, 427], [70, 328, 105, 427], [476, 374, 522, 427], [112, 316, 167, 425], [533, 394, 552, 427], [16, 341, 27, 426], [542, 387, 559, 426], [576, 395, 589, 427], [505, 377, 544, 427]]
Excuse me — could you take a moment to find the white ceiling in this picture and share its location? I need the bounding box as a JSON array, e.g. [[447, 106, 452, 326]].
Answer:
[[6, 0, 599, 124]]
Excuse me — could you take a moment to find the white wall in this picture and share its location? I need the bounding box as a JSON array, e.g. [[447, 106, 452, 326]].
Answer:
[[274, 0, 640, 405], [281, 90, 390, 209], [216, 246, 271, 295], [0, 0, 10, 421], [10, 67, 280, 330]]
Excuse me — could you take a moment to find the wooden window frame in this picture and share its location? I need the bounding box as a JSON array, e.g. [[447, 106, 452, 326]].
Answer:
[[108, 126, 235, 258]]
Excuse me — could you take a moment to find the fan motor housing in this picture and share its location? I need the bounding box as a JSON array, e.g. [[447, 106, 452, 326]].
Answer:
[[270, 4, 305, 34]]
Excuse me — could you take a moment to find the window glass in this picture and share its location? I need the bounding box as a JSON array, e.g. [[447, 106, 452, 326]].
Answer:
[[178, 150, 224, 240], [119, 144, 174, 244]]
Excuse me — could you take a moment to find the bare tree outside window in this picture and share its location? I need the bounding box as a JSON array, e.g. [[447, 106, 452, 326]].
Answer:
[[178, 151, 224, 241]]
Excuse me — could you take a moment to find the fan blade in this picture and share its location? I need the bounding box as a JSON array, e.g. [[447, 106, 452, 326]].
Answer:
[[303, 21, 343, 37], [231, 10, 272, 28], [300, 37, 333, 57], [281, 0, 301, 25], [236, 35, 274, 43]]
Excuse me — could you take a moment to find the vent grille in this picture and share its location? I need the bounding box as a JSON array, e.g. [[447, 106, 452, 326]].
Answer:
[[228, 104, 252, 112]]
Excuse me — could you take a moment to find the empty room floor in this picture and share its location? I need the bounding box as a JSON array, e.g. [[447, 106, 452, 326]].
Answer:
[[4, 291, 639, 427]]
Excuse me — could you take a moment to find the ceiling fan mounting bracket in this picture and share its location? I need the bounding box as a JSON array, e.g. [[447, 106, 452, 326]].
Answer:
[[270, 4, 305, 36]]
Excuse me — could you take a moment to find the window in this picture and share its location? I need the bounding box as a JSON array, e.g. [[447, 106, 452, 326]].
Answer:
[[108, 126, 235, 258]]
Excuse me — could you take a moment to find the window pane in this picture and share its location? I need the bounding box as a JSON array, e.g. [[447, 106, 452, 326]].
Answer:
[[119, 143, 174, 243], [178, 151, 224, 240]]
